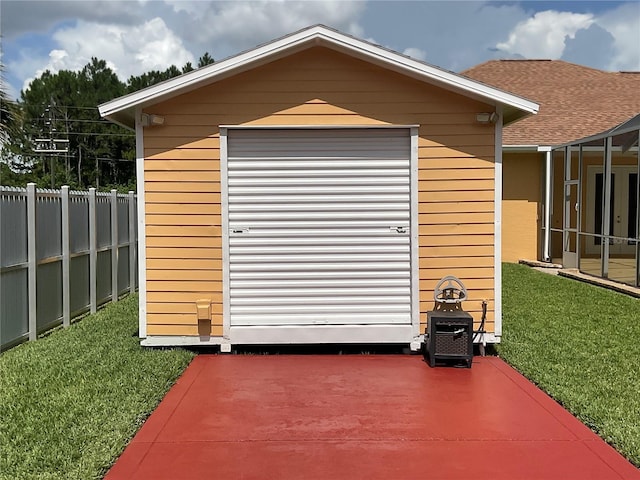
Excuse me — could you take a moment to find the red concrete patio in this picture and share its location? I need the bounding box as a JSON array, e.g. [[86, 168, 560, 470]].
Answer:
[[105, 355, 639, 480]]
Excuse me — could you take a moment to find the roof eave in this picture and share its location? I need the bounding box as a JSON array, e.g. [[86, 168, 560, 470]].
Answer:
[[106, 111, 136, 131], [503, 144, 541, 152], [99, 37, 315, 128], [99, 25, 538, 129], [503, 106, 535, 126]]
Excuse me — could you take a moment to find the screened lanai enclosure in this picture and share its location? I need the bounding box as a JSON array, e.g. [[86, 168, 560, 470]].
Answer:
[[543, 114, 640, 287]]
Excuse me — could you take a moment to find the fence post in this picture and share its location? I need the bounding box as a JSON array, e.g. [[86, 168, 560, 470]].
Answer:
[[111, 189, 118, 303], [89, 188, 97, 313], [27, 183, 37, 341], [128, 191, 136, 294], [61, 186, 70, 327]]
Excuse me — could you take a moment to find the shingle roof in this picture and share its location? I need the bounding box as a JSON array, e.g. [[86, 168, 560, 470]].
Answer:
[[462, 59, 640, 146]]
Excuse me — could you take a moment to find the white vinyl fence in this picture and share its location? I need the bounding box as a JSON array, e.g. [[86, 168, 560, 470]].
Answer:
[[0, 184, 137, 351]]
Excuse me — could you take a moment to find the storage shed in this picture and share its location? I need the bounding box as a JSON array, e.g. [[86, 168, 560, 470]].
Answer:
[[99, 25, 538, 349]]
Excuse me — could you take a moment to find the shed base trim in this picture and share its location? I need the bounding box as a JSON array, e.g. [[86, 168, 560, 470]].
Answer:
[[140, 331, 501, 347], [141, 336, 225, 347], [230, 325, 414, 344]]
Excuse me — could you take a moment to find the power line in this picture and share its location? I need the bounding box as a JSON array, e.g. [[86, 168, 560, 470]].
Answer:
[[25, 118, 124, 125], [28, 153, 134, 162], [66, 132, 134, 137], [21, 104, 101, 110]]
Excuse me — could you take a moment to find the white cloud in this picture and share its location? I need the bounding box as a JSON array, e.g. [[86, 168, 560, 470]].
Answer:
[[365, 2, 530, 72], [403, 47, 427, 61], [492, 5, 639, 71], [598, 2, 640, 71], [165, 0, 203, 15], [496, 10, 594, 59], [31, 49, 87, 85], [9, 0, 366, 95], [165, 0, 366, 52], [6, 0, 636, 100], [20, 17, 194, 91]]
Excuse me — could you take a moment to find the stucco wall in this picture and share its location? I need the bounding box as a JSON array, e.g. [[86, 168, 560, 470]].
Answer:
[[502, 152, 542, 262]]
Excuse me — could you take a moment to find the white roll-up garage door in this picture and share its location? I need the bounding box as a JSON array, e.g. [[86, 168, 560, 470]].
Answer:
[[225, 128, 413, 343]]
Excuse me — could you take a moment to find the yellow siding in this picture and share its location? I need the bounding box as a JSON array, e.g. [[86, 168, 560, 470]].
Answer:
[[502, 152, 543, 262], [146, 325, 224, 336], [143, 46, 496, 337], [147, 292, 222, 302]]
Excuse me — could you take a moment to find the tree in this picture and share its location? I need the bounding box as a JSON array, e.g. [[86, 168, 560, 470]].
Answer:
[[126, 64, 183, 93], [6, 59, 133, 189], [197, 52, 215, 68], [0, 63, 18, 140], [1, 61, 41, 186], [2, 53, 216, 189], [0, 65, 31, 186], [76, 58, 132, 187]]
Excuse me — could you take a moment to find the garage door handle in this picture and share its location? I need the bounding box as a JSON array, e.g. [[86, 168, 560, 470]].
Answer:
[[232, 228, 249, 234], [391, 226, 408, 234]]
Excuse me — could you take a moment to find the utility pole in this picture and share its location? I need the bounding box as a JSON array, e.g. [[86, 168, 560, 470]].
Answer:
[[34, 100, 69, 188], [78, 145, 82, 187], [63, 107, 70, 183]]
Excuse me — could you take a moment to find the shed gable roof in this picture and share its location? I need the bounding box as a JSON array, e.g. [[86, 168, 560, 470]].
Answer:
[[462, 59, 640, 146], [99, 25, 538, 129]]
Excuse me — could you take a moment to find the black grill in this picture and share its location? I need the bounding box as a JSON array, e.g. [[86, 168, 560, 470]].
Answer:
[[424, 276, 474, 368], [425, 312, 473, 367]]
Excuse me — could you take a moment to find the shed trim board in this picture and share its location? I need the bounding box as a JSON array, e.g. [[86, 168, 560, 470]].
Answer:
[[220, 128, 231, 340], [98, 25, 538, 129], [409, 126, 420, 340], [140, 332, 502, 347], [135, 107, 147, 338], [221, 126, 419, 345], [493, 106, 503, 339]]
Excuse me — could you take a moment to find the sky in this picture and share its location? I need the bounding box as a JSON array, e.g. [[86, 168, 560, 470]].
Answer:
[[2, 0, 639, 100]]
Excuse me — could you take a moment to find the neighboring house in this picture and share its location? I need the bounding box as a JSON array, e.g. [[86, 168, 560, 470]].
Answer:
[[463, 60, 640, 281], [99, 25, 537, 349]]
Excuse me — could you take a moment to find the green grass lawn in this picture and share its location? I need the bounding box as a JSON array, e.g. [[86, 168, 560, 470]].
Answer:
[[0, 295, 195, 480], [3, 267, 639, 477], [500, 263, 640, 467]]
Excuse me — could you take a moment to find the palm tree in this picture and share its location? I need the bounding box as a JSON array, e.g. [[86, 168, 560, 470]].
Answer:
[[0, 62, 18, 140]]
